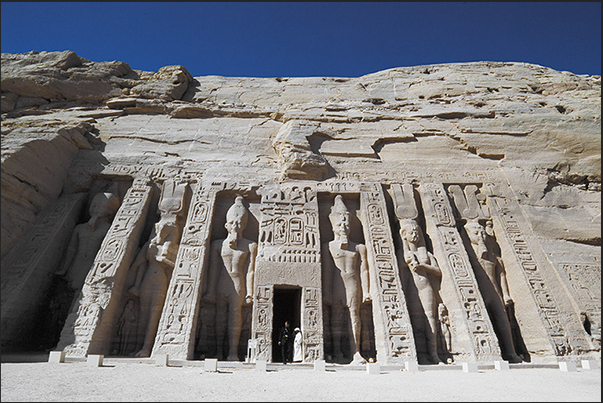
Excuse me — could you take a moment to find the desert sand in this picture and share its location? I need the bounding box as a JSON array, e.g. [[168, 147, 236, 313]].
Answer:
[[1, 354, 600, 402]]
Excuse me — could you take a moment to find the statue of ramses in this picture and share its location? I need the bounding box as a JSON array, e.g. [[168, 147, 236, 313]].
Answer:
[[397, 218, 442, 364], [464, 218, 522, 363], [56, 192, 120, 306], [128, 180, 186, 357], [322, 195, 371, 364], [202, 195, 258, 361]]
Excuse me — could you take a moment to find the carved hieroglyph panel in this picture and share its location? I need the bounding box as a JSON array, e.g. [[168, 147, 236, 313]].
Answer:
[[253, 285, 273, 361], [483, 183, 574, 355], [558, 264, 601, 316], [258, 183, 320, 269], [60, 178, 152, 356], [420, 182, 501, 361], [359, 182, 416, 363], [302, 286, 323, 362], [152, 183, 217, 359], [253, 182, 323, 361]]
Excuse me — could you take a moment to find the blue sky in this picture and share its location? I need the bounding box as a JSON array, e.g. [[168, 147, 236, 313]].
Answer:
[[1, 2, 601, 77]]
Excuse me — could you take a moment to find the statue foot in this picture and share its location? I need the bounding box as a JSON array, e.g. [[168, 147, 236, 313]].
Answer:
[[429, 354, 441, 364], [134, 348, 151, 358], [507, 354, 522, 363], [350, 352, 367, 365], [226, 353, 239, 361]]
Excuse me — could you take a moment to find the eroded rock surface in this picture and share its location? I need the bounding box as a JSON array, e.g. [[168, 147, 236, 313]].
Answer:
[[1, 51, 599, 363]]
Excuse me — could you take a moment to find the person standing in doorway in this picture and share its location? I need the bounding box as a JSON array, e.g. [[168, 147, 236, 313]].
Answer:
[[278, 321, 293, 364], [293, 327, 303, 362]]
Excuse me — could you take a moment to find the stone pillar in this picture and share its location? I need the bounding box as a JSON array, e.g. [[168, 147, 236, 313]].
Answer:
[[1, 193, 85, 349], [359, 182, 416, 364], [57, 178, 152, 356], [419, 182, 501, 362], [252, 182, 323, 362], [151, 183, 217, 360], [483, 182, 586, 356]]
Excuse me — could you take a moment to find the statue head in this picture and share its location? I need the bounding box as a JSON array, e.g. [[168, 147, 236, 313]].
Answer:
[[329, 195, 351, 241], [399, 219, 422, 245], [464, 220, 487, 245], [88, 192, 120, 230], [225, 195, 249, 247]]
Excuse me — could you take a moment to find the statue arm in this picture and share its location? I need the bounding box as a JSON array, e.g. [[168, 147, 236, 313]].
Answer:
[[245, 242, 257, 303], [128, 241, 150, 296], [56, 228, 80, 277], [497, 257, 513, 305], [203, 241, 221, 301], [358, 244, 371, 303], [321, 243, 333, 305], [423, 252, 442, 278]]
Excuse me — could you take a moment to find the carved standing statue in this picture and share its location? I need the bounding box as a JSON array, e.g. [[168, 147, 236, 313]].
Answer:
[[322, 195, 371, 364], [203, 195, 257, 361], [464, 219, 522, 363], [57, 192, 120, 303], [128, 180, 186, 357], [397, 218, 442, 364]]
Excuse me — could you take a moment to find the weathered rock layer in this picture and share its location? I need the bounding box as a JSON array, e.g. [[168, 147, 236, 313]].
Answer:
[[1, 51, 599, 364]]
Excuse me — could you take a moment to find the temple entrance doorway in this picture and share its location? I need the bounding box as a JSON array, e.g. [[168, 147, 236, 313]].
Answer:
[[271, 286, 301, 363]]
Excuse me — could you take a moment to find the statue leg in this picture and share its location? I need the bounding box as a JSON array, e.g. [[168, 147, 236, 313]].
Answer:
[[226, 298, 243, 361], [215, 300, 228, 360], [331, 302, 345, 362], [420, 288, 440, 364], [491, 300, 522, 363], [349, 302, 366, 364]]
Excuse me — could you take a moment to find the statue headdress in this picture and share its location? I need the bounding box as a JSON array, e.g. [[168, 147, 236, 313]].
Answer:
[[226, 195, 249, 226]]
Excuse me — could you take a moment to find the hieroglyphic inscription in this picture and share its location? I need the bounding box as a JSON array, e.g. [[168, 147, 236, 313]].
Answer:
[[258, 183, 320, 263], [302, 287, 324, 361], [484, 183, 572, 355], [420, 182, 500, 360], [152, 183, 217, 359], [61, 178, 152, 356], [253, 285, 273, 361], [99, 163, 204, 184], [558, 264, 601, 316], [360, 183, 416, 363]]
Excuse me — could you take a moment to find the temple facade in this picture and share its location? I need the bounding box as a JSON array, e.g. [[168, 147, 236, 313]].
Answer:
[[1, 52, 600, 365]]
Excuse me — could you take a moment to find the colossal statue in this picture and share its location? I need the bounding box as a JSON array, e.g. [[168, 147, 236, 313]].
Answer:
[[322, 195, 371, 364], [128, 180, 186, 357], [397, 218, 442, 364], [203, 195, 257, 361], [56, 192, 120, 302], [464, 219, 522, 363]]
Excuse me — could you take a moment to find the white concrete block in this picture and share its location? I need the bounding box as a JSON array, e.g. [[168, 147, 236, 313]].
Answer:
[[154, 354, 169, 366], [404, 361, 418, 372], [559, 361, 577, 372], [86, 354, 104, 367], [462, 362, 478, 373], [205, 358, 218, 372], [494, 360, 509, 370], [581, 360, 599, 370], [48, 351, 66, 363], [314, 359, 326, 371], [255, 359, 267, 372], [366, 362, 380, 375]]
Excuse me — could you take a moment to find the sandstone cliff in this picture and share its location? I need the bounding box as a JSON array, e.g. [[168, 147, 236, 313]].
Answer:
[[2, 50, 599, 260]]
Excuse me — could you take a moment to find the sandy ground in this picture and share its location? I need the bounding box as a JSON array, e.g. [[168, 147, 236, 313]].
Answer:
[[1, 356, 601, 402]]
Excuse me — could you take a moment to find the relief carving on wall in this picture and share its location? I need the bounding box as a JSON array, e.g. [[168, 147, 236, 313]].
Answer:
[[420, 182, 500, 362], [359, 183, 416, 363], [482, 183, 573, 356]]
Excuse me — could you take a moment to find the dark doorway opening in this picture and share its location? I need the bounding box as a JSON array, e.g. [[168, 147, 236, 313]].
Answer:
[[271, 286, 302, 363]]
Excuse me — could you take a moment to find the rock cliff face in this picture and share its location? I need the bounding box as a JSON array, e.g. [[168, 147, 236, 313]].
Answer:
[[1, 51, 600, 364]]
